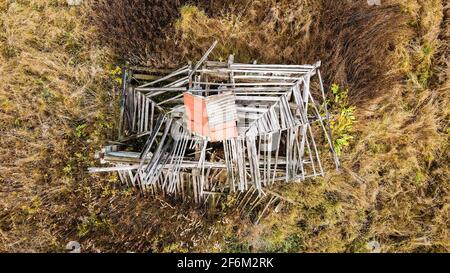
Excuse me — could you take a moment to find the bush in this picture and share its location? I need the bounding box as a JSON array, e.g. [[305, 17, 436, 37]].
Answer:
[[330, 84, 356, 156]]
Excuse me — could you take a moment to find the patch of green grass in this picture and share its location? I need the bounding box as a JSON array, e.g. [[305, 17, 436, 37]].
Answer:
[[63, 163, 72, 175], [162, 242, 189, 253], [265, 231, 302, 253], [413, 169, 426, 185], [224, 236, 251, 253], [75, 123, 87, 138], [330, 84, 356, 156], [77, 213, 112, 238], [108, 65, 122, 85]]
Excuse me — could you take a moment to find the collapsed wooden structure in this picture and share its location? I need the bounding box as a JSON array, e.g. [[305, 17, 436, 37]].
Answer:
[[89, 42, 339, 206]]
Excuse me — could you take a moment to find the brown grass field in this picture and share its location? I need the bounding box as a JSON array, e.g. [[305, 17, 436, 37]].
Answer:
[[0, 0, 448, 252]]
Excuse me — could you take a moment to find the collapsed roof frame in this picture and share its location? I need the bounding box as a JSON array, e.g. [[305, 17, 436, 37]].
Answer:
[[90, 42, 339, 204]]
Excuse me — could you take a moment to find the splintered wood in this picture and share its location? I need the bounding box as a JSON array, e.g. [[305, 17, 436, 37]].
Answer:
[[90, 42, 339, 206]]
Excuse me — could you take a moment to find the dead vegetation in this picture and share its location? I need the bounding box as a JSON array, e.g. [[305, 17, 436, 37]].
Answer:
[[0, 0, 448, 252], [87, 0, 191, 67]]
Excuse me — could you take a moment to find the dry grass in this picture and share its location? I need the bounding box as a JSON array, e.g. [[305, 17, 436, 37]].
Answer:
[[175, 0, 410, 101], [0, 0, 448, 252], [87, 0, 193, 67], [0, 0, 213, 252], [0, 0, 121, 251], [172, 0, 450, 252]]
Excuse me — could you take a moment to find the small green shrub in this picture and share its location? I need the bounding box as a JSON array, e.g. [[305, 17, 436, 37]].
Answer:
[[75, 123, 87, 138], [330, 84, 356, 156]]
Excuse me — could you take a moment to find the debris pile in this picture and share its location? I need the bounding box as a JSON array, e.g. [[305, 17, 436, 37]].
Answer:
[[90, 42, 339, 205]]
